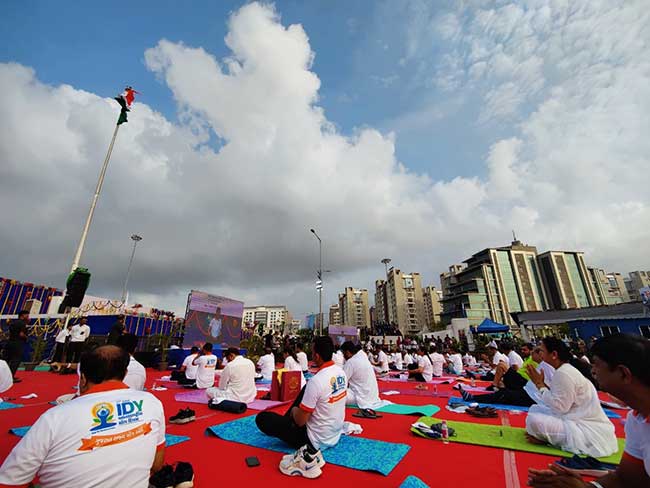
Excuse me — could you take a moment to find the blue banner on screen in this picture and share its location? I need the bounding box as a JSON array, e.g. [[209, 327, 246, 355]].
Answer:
[[184, 290, 244, 348]]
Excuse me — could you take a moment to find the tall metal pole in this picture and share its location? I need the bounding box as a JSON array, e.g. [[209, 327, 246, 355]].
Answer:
[[381, 258, 391, 277], [310, 229, 323, 335], [121, 234, 143, 303], [70, 123, 121, 274]]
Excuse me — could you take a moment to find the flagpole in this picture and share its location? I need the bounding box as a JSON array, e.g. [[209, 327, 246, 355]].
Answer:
[[69, 121, 121, 274]]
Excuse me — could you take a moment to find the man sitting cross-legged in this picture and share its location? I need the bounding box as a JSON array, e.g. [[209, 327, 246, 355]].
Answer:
[[206, 347, 257, 404], [0, 345, 166, 488], [255, 336, 347, 479], [529, 333, 650, 488], [524, 337, 617, 458], [341, 341, 381, 410]]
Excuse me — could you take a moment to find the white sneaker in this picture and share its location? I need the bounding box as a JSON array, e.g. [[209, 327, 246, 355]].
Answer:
[[281, 445, 325, 468], [279, 446, 323, 478]]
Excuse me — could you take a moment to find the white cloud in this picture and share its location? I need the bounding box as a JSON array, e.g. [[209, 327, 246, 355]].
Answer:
[[0, 1, 648, 318]]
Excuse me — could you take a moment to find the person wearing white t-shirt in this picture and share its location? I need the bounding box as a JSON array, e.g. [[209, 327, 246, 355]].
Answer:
[[0, 359, 13, 395], [487, 342, 522, 389], [463, 351, 477, 367], [341, 342, 381, 410], [332, 349, 345, 367], [67, 317, 91, 363], [447, 346, 464, 375], [429, 346, 446, 377], [391, 350, 403, 371], [257, 348, 276, 381], [403, 351, 414, 367], [282, 349, 306, 388], [408, 346, 434, 382], [208, 307, 223, 339], [192, 342, 217, 389], [207, 347, 257, 403], [296, 343, 309, 372], [256, 336, 347, 479], [117, 333, 146, 391], [175, 346, 200, 385], [371, 346, 389, 375], [52, 324, 72, 363], [0, 346, 166, 488]]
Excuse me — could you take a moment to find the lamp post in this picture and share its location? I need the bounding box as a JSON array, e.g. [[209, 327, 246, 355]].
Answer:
[[310, 228, 323, 335], [121, 234, 143, 304]]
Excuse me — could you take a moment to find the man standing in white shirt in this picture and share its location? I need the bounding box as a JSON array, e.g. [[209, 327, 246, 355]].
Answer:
[[0, 345, 166, 488], [208, 308, 223, 340], [341, 342, 381, 410], [256, 347, 276, 381], [207, 347, 256, 403], [192, 342, 217, 389], [67, 317, 91, 363], [256, 336, 347, 479], [117, 333, 146, 391], [296, 343, 309, 372], [524, 337, 617, 458], [52, 323, 72, 363]]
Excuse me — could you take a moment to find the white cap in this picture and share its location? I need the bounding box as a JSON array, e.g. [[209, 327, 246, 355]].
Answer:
[[488, 341, 498, 349]]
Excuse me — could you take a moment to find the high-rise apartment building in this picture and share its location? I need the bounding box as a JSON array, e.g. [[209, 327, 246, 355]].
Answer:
[[243, 305, 289, 334], [328, 304, 341, 326], [627, 271, 650, 301], [588, 268, 630, 305], [386, 268, 427, 334], [537, 251, 601, 310], [374, 279, 389, 324], [440, 240, 547, 327], [423, 285, 442, 330], [338, 287, 370, 328]]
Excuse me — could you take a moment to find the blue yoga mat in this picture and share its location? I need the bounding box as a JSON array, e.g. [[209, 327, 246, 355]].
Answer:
[[0, 402, 23, 410], [448, 397, 621, 419], [207, 415, 410, 476], [400, 475, 430, 488], [10, 426, 190, 448]]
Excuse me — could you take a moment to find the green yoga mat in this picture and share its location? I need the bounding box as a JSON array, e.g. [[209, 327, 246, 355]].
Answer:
[[348, 403, 440, 417], [411, 417, 625, 465]]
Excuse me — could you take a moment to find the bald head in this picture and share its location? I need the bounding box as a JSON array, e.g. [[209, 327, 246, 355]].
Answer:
[[80, 345, 129, 386]]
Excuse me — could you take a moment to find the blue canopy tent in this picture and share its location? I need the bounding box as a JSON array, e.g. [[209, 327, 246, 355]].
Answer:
[[472, 318, 510, 334]]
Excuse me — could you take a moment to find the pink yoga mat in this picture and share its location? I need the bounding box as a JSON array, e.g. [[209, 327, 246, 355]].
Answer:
[[379, 377, 456, 384], [174, 391, 290, 411]]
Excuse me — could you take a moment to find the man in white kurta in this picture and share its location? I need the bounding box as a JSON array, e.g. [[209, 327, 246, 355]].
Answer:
[[207, 348, 257, 404], [341, 343, 381, 410], [525, 337, 617, 458], [257, 348, 276, 381]]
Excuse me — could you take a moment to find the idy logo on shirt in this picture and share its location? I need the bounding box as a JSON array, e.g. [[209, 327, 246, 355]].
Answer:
[[89, 399, 144, 432], [329, 375, 346, 395]]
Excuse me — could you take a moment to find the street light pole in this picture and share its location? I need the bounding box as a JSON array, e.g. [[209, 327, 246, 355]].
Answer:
[[381, 258, 392, 277], [121, 234, 143, 304], [310, 229, 323, 335]]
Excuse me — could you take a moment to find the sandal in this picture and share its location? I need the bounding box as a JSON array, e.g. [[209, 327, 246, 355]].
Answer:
[[352, 408, 383, 419], [466, 406, 498, 418]]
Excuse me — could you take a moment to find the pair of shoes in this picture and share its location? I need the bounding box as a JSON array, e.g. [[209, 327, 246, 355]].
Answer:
[[169, 408, 196, 424], [554, 455, 617, 477], [466, 406, 498, 418], [279, 445, 324, 478], [149, 462, 194, 488]]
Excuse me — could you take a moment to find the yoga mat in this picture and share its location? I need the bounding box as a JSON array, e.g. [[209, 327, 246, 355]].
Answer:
[[380, 377, 455, 384], [348, 403, 440, 417], [11, 425, 190, 448], [447, 397, 621, 419], [207, 416, 410, 476], [411, 416, 625, 464], [0, 401, 23, 410], [399, 475, 430, 488], [175, 391, 289, 411], [381, 389, 453, 399]]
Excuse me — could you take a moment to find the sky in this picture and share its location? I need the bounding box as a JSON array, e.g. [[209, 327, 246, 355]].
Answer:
[[1, 0, 648, 321]]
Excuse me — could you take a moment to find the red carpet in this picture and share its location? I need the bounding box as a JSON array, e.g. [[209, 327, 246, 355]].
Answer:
[[0, 371, 626, 487]]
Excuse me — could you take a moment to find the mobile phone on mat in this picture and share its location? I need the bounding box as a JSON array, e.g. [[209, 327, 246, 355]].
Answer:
[[245, 456, 260, 467]]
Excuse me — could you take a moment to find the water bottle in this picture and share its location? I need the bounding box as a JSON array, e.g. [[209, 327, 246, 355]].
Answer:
[[441, 420, 449, 444]]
